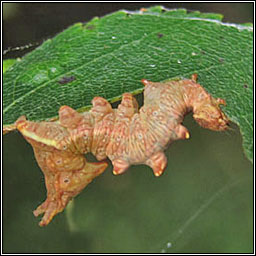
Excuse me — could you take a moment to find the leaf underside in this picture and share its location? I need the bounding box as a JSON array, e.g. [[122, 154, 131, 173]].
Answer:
[[3, 6, 253, 161]]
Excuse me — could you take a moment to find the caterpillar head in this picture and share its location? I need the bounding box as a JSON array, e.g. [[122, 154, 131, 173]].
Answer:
[[193, 98, 229, 131]]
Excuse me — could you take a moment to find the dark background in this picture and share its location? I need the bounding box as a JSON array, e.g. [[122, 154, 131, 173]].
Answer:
[[3, 2, 253, 58]]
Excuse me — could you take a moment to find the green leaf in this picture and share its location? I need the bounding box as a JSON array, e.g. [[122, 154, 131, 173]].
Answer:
[[3, 58, 19, 73], [3, 7, 253, 160], [3, 7, 253, 161]]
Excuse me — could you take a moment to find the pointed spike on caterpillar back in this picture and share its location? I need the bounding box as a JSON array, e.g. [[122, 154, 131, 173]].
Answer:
[[59, 105, 83, 129], [141, 79, 151, 86], [91, 96, 113, 121], [117, 93, 139, 118], [216, 98, 226, 106], [15, 115, 27, 129], [191, 73, 198, 82]]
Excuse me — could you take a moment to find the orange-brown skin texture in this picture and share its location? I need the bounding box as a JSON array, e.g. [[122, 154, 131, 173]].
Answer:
[[89, 74, 228, 176], [15, 117, 107, 227], [9, 74, 228, 226]]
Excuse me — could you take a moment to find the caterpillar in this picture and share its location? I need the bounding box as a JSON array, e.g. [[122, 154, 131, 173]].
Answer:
[[6, 74, 228, 226]]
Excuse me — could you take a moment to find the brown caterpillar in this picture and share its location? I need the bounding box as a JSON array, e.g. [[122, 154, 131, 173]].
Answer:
[[6, 74, 228, 226]]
